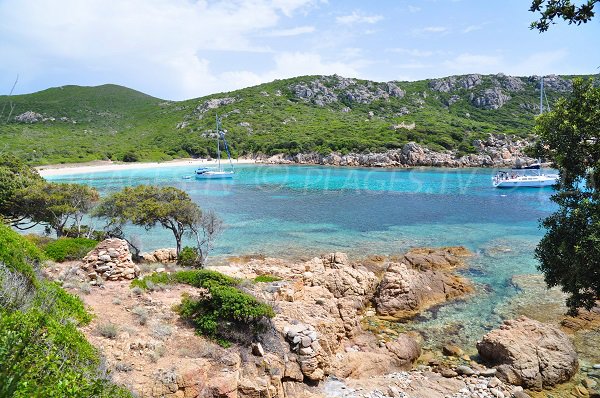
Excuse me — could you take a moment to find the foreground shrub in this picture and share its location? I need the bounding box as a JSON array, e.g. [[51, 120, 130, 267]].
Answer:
[[177, 283, 274, 343], [43, 237, 98, 262], [133, 270, 273, 345], [0, 224, 131, 397], [177, 246, 200, 267], [254, 275, 281, 283], [0, 224, 44, 281], [0, 309, 131, 398], [131, 269, 237, 290]]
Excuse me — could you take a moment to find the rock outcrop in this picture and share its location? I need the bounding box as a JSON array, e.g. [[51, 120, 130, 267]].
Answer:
[[81, 238, 139, 281], [14, 111, 44, 123], [291, 75, 405, 107], [476, 316, 579, 390], [374, 247, 472, 319], [257, 134, 536, 168]]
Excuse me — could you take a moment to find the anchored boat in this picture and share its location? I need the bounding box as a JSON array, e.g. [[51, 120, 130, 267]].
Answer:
[[195, 114, 234, 179], [492, 76, 558, 189], [492, 163, 558, 188]]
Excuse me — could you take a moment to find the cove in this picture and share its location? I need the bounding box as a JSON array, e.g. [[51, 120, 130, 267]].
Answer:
[[47, 164, 557, 347]]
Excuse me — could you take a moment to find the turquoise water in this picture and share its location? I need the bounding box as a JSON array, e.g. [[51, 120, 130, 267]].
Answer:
[[48, 164, 556, 348]]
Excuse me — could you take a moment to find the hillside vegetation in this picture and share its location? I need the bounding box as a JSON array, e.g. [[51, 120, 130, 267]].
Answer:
[[0, 74, 594, 165]]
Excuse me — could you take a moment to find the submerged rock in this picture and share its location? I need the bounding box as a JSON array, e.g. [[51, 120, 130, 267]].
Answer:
[[476, 316, 578, 390]]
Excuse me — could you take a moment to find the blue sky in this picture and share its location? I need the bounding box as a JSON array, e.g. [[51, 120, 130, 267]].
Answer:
[[0, 0, 598, 100]]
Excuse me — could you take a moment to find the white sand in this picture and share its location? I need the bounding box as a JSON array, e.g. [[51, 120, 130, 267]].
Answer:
[[37, 158, 256, 177]]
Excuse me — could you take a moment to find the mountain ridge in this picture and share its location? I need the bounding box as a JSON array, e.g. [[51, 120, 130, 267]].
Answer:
[[0, 73, 596, 165]]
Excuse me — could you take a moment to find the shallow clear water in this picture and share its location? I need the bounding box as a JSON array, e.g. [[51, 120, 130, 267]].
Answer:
[[48, 164, 556, 348]]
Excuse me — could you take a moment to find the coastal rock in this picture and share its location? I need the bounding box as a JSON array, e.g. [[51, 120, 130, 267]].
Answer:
[[81, 238, 139, 281], [476, 316, 578, 390], [374, 247, 472, 319], [385, 334, 421, 367], [256, 133, 536, 169], [140, 248, 178, 263]]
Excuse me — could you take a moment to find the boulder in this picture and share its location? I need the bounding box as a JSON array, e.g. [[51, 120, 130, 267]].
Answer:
[[385, 334, 421, 368], [374, 259, 472, 319], [476, 316, 578, 390]]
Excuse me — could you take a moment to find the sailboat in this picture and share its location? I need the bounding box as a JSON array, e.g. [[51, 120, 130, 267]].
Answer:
[[195, 114, 234, 179], [492, 76, 559, 188]]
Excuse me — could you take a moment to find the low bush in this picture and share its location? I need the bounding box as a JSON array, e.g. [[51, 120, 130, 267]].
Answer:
[[177, 246, 200, 267], [177, 284, 274, 344], [43, 237, 98, 262], [132, 270, 273, 345], [96, 322, 118, 339], [131, 269, 237, 290], [253, 275, 281, 283]]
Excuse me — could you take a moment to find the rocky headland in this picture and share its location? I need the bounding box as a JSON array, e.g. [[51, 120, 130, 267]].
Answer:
[[255, 135, 537, 169], [43, 241, 597, 398]]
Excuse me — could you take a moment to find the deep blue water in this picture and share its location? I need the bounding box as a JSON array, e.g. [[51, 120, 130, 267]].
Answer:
[[48, 164, 557, 347]]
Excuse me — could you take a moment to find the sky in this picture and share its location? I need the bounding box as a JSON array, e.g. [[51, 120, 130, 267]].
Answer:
[[0, 0, 598, 100]]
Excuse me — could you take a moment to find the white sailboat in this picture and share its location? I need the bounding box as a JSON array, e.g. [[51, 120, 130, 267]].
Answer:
[[492, 76, 558, 189], [196, 114, 234, 179]]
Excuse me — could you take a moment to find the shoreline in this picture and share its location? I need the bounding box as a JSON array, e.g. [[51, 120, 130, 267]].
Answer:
[[37, 158, 256, 177]]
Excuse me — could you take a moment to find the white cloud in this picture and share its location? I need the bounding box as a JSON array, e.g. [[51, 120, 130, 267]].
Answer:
[[442, 53, 503, 73], [0, 0, 322, 99], [408, 5, 421, 13], [388, 48, 434, 57], [462, 25, 483, 34], [336, 11, 383, 25], [412, 26, 449, 36], [265, 25, 316, 37]]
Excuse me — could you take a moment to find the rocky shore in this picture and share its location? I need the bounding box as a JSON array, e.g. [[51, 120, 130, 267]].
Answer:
[[255, 134, 537, 168], [44, 242, 597, 398]]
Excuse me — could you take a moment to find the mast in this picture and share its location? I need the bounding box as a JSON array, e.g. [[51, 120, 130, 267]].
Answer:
[[216, 113, 221, 171], [539, 76, 544, 115]]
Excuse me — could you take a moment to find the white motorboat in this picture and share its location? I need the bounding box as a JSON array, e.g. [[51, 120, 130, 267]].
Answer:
[[493, 164, 558, 188], [196, 115, 234, 179]]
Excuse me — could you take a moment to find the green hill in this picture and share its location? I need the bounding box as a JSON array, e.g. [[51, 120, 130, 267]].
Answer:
[[0, 74, 595, 165]]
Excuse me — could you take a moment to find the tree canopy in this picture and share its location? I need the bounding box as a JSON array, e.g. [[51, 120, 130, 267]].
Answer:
[[0, 154, 44, 223], [533, 78, 600, 312], [95, 185, 202, 255], [530, 0, 598, 31]]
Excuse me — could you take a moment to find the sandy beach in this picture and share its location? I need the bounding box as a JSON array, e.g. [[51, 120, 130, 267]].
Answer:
[[37, 158, 256, 177]]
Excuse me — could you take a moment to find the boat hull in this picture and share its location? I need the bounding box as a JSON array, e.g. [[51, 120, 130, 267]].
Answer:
[[195, 171, 234, 179], [493, 177, 557, 188]]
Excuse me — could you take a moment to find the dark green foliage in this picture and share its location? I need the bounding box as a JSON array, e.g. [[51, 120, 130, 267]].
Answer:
[[122, 151, 139, 162], [533, 78, 600, 313], [13, 181, 100, 237], [253, 275, 281, 283], [132, 270, 273, 343], [43, 237, 98, 262], [0, 223, 130, 397], [131, 269, 237, 290], [530, 0, 597, 31], [0, 74, 592, 166], [0, 223, 44, 281], [0, 154, 44, 223], [177, 246, 200, 267]]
